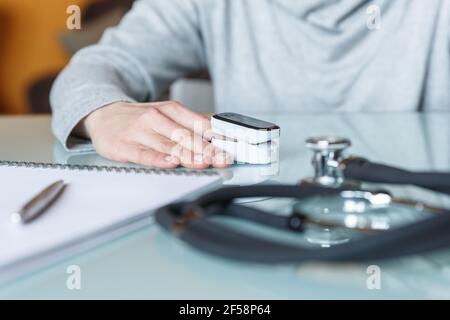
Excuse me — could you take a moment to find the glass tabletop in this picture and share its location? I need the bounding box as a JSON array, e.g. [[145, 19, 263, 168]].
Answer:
[[1, 112, 450, 299]]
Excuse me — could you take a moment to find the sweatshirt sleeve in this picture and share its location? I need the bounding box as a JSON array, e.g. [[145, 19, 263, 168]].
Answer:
[[50, 0, 207, 152]]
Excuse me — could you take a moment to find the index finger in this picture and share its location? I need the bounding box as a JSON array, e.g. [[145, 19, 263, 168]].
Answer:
[[156, 102, 213, 139]]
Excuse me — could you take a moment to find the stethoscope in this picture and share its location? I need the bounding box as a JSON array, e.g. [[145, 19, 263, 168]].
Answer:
[[155, 137, 450, 264]]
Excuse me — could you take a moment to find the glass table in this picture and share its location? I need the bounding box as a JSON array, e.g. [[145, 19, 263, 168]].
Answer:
[[1, 112, 450, 299]]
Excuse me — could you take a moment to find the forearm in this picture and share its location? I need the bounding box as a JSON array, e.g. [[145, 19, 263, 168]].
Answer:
[[50, 54, 139, 151], [50, 0, 206, 152]]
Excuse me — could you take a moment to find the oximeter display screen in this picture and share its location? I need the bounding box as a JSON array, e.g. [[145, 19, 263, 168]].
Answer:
[[213, 113, 280, 131]]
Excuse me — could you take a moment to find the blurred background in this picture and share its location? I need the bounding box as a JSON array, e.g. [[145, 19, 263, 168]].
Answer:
[[0, 0, 132, 114], [0, 0, 214, 115]]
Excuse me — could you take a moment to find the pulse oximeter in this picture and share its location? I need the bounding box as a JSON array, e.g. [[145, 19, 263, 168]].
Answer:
[[211, 113, 280, 165]]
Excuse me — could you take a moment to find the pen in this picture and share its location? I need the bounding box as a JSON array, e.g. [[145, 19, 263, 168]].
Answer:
[[10, 180, 66, 225]]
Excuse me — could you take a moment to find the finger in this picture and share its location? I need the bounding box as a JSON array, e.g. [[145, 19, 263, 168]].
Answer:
[[132, 129, 179, 157], [199, 141, 233, 168], [142, 108, 215, 161], [203, 127, 227, 142], [169, 144, 212, 169], [212, 150, 234, 168], [156, 102, 213, 140], [114, 142, 180, 168], [170, 127, 215, 160], [132, 129, 215, 168]]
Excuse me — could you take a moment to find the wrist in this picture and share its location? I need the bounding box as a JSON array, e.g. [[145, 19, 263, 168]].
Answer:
[[83, 102, 126, 138]]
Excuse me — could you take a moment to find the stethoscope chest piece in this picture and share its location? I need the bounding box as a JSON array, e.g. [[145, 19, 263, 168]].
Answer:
[[294, 136, 441, 247], [304, 136, 353, 187]]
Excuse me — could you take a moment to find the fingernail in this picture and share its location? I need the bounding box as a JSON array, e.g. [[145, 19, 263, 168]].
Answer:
[[165, 155, 179, 164], [203, 156, 213, 165]]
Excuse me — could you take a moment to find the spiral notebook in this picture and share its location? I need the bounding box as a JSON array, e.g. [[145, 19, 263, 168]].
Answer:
[[0, 161, 221, 281]]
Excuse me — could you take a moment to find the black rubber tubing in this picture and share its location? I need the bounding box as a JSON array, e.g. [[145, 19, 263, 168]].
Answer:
[[344, 158, 450, 195], [155, 184, 450, 264]]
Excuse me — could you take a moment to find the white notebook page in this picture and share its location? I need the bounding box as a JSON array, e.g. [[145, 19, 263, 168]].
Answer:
[[0, 165, 221, 271]]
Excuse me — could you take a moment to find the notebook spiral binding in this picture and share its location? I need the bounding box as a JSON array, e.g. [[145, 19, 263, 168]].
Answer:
[[0, 160, 219, 177]]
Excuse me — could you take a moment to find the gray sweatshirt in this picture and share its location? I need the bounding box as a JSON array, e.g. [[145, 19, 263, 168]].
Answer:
[[51, 0, 450, 151]]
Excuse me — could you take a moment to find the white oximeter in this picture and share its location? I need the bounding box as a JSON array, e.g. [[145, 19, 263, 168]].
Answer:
[[211, 113, 280, 144], [211, 113, 280, 165]]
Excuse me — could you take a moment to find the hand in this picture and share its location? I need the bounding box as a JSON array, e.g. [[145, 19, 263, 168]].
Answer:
[[80, 101, 233, 169]]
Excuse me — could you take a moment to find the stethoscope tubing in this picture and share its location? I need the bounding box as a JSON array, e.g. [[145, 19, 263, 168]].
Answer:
[[155, 158, 450, 264], [345, 158, 450, 195], [155, 184, 450, 264], [156, 203, 450, 264]]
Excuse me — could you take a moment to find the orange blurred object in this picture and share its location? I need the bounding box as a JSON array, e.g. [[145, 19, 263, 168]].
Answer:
[[0, 0, 90, 114]]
